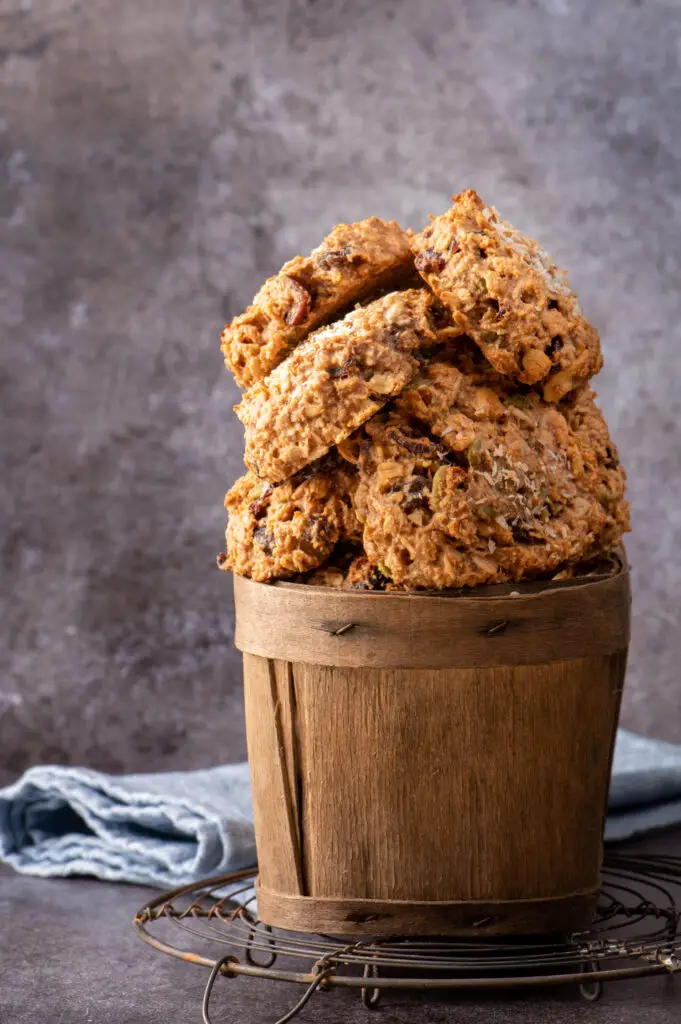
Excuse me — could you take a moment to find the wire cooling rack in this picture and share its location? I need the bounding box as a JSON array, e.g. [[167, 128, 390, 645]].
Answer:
[[134, 852, 681, 1023]]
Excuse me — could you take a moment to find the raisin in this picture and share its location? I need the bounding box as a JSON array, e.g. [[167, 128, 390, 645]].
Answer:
[[604, 445, 619, 469], [355, 565, 391, 591], [249, 486, 273, 520], [283, 278, 311, 326], [415, 248, 448, 274], [511, 522, 531, 542], [254, 527, 274, 555], [386, 324, 406, 346], [546, 335, 564, 358], [316, 246, 355, 269], [428, 299, 452, 330], [405, 474, 429, 493], [289, 460, 321, 488], [445, 447, 470, 469], [390, 431, 437, 458], [303, 516, 331, 542], [511, 522, 546, 544], [216, 552, 228, 568], [547, 299, 560, 310], [402, 493, 430, 514], [327, 361, 351, 380]]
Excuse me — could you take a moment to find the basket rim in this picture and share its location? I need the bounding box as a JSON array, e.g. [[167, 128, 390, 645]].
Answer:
[[240, 547, 628, 603], [232, 548, 630, 667]]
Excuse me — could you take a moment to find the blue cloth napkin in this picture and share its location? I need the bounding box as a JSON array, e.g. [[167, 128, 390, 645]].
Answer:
[[0, 763, 254, 889], [1, 730, 680, 890]]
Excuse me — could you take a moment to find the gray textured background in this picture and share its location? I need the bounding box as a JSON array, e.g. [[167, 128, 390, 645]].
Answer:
[[1, 0, 680, 783]]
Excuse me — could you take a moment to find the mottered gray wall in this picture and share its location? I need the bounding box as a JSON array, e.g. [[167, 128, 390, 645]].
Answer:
[[1, 0, 680, 780]]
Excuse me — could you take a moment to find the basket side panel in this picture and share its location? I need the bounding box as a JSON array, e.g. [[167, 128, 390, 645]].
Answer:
[[292, 654, 623, 903]]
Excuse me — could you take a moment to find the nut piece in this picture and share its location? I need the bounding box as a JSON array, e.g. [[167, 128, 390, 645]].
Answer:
[[521, 348, 552, 383], [221, 217, 415, 387], [235, 289, 436, 484], [412, 190, 602, 400]]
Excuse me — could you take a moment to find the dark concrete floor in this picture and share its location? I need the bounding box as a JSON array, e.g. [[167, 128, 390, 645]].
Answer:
[[2, 829, 681, 1024]]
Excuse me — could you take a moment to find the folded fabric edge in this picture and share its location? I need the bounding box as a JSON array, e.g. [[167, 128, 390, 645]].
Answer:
[[605, 797, 681, 843]]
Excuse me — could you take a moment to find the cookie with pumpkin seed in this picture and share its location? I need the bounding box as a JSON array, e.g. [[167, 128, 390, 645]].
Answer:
[[235, 289, 436, 484], [218, 456, 358, 583], [221, 217, 415, 388], [353, 358, 628, 590], [412, 189, 602, 402]]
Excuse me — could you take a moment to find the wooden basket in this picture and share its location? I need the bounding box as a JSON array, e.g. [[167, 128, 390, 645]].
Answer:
[[233, 554, 630, 937]]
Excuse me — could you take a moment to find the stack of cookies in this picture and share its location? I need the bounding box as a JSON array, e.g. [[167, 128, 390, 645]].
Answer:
[[217, 190, 629, 591]]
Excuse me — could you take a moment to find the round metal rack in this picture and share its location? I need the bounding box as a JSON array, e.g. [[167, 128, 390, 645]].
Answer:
[[134, 852, 681, 1023]]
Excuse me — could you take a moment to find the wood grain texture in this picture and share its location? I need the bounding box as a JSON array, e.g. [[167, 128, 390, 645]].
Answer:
[[233, 558, 631, 668], [239, 562, 630, 936], [292, 656, 622, 904], [255, 884, 600, 937], [242, 653, 303, 895]]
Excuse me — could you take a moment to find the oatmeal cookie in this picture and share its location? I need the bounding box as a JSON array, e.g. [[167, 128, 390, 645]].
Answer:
[[235, 289, 435, 484], [353, 359, 628, 589], [222, 218, 415, 387], [561, 386, 629, 558], [412, 190, 602, 401], [218, 456, 358, 582]]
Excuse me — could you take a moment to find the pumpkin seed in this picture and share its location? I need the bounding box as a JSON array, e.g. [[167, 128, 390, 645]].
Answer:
[[467, 439, 486, 467], [431, 465, 449, 506], [503, 394, 533, 409]]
